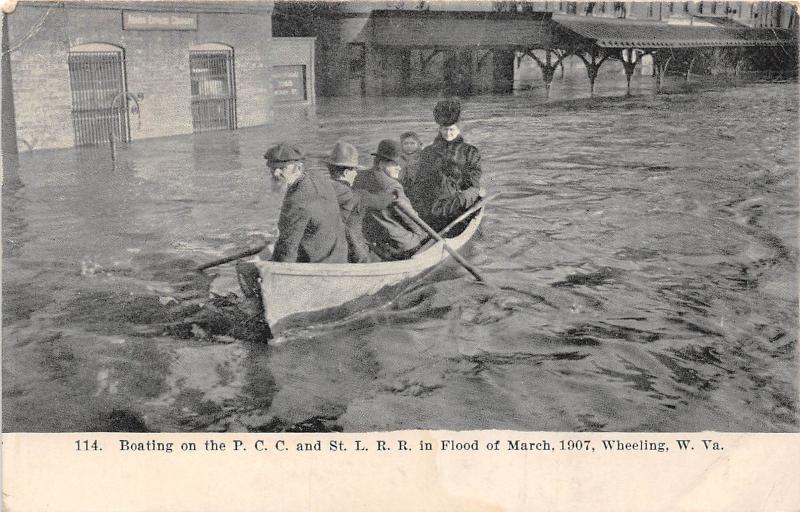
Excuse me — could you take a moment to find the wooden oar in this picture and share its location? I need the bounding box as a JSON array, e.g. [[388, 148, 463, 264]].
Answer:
[[196, 244, 266, 272], [412, 192, 500, 252], [394, 199, 487, 283]]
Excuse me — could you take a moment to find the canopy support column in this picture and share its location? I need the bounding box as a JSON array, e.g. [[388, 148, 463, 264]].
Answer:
[[575, 46, 611, 98], [621, 48, 642, 97], [525, 47, 568, 99]]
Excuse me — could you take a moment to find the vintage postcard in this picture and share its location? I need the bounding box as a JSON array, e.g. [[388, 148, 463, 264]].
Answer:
[[2, 0, 798, 510]]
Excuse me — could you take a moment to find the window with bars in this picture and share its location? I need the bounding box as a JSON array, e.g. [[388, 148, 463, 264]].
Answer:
[[67, 50, 130, 147], [189, 49, 237, 132]]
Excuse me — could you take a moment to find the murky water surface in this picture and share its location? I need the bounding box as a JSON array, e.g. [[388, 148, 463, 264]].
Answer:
[[3, 81, 798, 432]]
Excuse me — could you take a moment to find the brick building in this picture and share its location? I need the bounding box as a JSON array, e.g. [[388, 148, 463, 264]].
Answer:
[[3, 0, 275, 150]]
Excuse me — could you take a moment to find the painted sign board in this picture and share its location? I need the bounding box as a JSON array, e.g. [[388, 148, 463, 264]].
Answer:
[[122, 11, 198, 31], [272, 65, 307, 103]]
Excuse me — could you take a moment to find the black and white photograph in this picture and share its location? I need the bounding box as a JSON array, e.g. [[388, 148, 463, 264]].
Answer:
[[2, 0, 798, 435]]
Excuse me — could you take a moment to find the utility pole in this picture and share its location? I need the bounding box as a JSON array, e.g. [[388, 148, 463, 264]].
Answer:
[[2, 8, 20, 173]]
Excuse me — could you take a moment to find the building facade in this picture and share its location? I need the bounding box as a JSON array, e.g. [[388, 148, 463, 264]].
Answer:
[[272, 2, 544, 97], [273, 1, 797, 98], [4, 0, 274, 150], [493, 1, 798, 28], [506, 1, 798, 89]]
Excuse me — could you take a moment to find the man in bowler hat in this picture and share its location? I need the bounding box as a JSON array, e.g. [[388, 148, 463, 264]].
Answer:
[[323, 141, 373, 263], [353, 139, 426, 261], [407, 98, 483, 232]]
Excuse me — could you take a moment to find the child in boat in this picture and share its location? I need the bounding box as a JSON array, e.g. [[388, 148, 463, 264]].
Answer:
[[399, 131, 422, 190]]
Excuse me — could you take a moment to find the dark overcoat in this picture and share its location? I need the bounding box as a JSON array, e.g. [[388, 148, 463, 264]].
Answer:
[[407, 134, 482, 231], [271, 170, 349, 263], [330, 178, 372, 263], [353, 168, 426, 260], [399, 151, 421, 190]]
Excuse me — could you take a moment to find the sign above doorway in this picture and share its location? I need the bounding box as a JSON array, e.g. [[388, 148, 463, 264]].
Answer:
[[122, 11, 198, 31]]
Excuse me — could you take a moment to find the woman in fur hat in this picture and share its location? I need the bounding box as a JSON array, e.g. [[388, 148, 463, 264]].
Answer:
[[407, 98, 483, 232]]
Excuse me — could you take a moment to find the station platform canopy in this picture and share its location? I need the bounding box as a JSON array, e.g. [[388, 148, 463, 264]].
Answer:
[[350, 9, 556, 47], [303, 7, 796, 51], [552, 15, 798, 49]]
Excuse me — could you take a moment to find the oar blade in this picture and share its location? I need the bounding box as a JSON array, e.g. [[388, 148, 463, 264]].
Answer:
[[196, 244, 267, 272]]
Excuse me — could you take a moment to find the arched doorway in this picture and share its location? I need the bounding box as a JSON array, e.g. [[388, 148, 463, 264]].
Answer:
[[67, 43, 130, 146], [189, 43, 237, 132]]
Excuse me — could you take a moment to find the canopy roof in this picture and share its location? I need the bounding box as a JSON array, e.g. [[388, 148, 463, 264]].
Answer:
[[553, 15, 798, 48]]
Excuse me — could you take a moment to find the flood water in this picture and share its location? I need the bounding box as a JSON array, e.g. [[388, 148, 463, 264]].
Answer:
[[3, 79, 798, 432]]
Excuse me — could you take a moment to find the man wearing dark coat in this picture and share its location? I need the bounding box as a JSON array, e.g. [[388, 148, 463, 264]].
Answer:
[[236, 143, 348, 317], [323, 141, 373, 263], [354, 140, 426, 261], [265, 143, 349, 263], [407, 98, 483, 232]]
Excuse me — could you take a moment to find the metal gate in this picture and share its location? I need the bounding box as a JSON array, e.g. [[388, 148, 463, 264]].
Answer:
[[68, 51, 130, 146], [190, 51, 237, 132]]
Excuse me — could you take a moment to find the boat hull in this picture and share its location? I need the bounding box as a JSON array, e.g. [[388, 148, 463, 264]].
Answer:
[[252, 209, 484, 336]]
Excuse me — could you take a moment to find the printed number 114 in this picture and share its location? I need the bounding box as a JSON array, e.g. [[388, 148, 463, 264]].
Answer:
[[75, 440, 101, 451]]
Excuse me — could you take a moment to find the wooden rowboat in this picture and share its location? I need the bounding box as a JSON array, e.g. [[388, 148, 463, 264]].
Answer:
[[251, 207, 485, 336]]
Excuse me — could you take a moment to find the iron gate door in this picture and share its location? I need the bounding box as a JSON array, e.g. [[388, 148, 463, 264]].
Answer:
[[190, 51, 237, 132], [68, 51, 130, 146]]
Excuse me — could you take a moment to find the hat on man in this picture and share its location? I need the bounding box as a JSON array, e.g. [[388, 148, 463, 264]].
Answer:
[[264, 143, 304, 166], [323, 141, 367, 170], [433, 98, 461, 126], [371, 139, 406, 165]]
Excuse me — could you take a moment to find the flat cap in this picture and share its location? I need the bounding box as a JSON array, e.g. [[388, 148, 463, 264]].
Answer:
[[264, 143, 304, 165]]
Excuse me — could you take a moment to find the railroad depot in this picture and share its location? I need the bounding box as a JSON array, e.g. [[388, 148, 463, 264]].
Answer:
[[273, 1, 797, 98], [1, 0, 796, 152]]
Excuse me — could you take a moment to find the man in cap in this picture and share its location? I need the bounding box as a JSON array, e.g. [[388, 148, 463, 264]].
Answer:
[[263, 143, 349, 263], [236, 143, 349, 314], [323, 141, 372, 263], [407, 98, 483, 232], [353, 139, 426, 261], [235, 143, 348, 317]]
